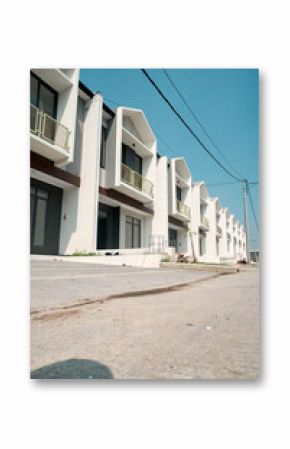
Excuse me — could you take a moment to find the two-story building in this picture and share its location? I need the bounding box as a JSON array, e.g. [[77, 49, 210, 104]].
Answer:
[[30, 69, 247, 262], [97, 105, 157, 252]]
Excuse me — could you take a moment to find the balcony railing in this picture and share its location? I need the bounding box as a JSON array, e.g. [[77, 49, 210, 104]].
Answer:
[[201, 216, 209, 228], [121, 164, 154, 198], [30, 104, 70, 151], [216, 225, 222, 234], [176, 200, 191, 219]]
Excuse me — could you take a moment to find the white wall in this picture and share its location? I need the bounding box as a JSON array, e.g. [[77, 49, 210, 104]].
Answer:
[[152, 156, 169, 243], [59, 94, 103, 254], [191, 184, 200, 259], [56, 69, 79, 165], [206, 199, 220, 263]]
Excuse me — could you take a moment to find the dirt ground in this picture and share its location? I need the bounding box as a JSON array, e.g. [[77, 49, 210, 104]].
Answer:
[[30, 267, 259, 380]]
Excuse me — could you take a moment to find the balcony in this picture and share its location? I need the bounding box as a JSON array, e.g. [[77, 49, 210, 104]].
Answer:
[[200, 216, 209, 230], [216, 225, 222, 236], [176, 200, 191, 219], [121, 164, 154, 199], [30, 104, 71, 162]]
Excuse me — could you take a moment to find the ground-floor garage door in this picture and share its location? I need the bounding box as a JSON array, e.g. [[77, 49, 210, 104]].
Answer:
[[30, 178, 63, 255]]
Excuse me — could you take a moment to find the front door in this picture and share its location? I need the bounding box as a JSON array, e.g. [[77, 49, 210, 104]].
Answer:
[[169, 228, 178, 251], [97, 203, 120, 250], [30, 179, 63, 255]]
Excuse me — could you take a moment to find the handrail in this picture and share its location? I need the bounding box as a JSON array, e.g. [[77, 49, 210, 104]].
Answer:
[[121, 163, 154, 198], [30, 104, 70, 151], [176, 200, 191, 218]]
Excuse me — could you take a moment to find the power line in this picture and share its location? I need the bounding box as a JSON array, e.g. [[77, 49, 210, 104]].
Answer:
[[248, 181, 259, 186], [141, 69, 243, 183], [105, 91, 257, 188], [153, 130, 181, 158], [247, 183, 259, 232], [163, 69, 244, 180], [104, 96, 192, 160], [207, 181, 241, 187], [207, 180, 258, 187]]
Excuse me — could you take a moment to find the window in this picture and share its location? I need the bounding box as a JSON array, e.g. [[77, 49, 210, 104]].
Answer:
[[169, 228, 178, 251], [176, 186, 182, 201], [199, 237, 206, 256], [30, 72, 58, 119], [122, 144, 142, 174], [30, 186, 49, 248], [216, 237, 220, 256], [100, 126, 107, 168], [125, 216, 141, 248]]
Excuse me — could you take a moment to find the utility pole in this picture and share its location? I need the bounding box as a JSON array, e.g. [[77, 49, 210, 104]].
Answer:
[[242, 179, 250, 262]]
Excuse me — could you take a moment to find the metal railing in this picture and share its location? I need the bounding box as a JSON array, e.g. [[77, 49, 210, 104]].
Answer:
[[121, 164, 154, 198], [201, 216, 209, 228], [176, 200, 191, 219], [30, 104, 70, 151]]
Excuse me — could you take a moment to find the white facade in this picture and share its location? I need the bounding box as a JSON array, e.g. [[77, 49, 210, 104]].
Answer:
[[30, 69, 248, 262]]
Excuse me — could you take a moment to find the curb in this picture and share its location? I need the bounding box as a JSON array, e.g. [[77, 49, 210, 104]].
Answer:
[[160, 262, 239, 274]]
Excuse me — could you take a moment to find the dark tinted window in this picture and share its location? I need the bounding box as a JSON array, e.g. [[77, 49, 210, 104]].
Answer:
[[125, 216, 141, 248], [30, 76, 38, 107], [30, 73, 57, 118], [122, 144, 142, 174], [100, 126, 107, 168]]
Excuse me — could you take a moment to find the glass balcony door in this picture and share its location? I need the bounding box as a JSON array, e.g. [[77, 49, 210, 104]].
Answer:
[[30, 73, 58, 143], [30, 179, 62, 255], [122, 144, 142, 175], [30, 72, 57, 118], [125, 216, 141, 248]]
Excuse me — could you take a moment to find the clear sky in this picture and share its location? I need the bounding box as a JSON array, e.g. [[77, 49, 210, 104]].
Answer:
[[80, 68, 259, 250]]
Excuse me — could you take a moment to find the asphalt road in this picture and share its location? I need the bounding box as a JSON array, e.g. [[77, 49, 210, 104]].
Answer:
[[30, 264, 259, 380]]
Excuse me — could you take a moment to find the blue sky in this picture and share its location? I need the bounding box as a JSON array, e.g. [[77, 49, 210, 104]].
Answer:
[[80, 69, 259, 250]]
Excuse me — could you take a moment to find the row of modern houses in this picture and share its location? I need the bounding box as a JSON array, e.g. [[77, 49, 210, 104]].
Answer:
[[30, 69, 247, 264]]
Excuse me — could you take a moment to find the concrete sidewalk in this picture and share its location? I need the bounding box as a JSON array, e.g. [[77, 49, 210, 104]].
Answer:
[[31, 259, 217, 313]]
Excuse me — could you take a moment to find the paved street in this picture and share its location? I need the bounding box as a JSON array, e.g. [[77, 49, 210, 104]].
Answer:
[[30, 262, 259, 380], [30, 259, 213, 312]]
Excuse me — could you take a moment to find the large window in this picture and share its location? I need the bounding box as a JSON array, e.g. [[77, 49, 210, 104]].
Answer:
[[122, 144, 142, 174], [100, 126, 107, 168], [31, 186, 48, 248], [176, 186, 182, 201], [125, 216, 141, 248], [30, 72, 57, 118], [169, 228, 178, 251], [199, 237, 206, 256], [227, 237, 231, 252], [216, 237, 220, 256]]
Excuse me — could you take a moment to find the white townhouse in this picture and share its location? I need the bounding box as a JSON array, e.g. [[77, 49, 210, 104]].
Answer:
[[97, 105, 157, 252], [30, 68, 247, 263], [30, 68, 82, 255], [167, 158, 192, 255], [191, 183, 247, 264], [191, 181, 211, 262]]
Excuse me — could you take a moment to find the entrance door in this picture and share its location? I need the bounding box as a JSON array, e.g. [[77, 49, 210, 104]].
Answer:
[[125, 216, 141, 249], [30, 179, 62, 255], [169, 228, 178, 251], [97, 203, 120, 249]]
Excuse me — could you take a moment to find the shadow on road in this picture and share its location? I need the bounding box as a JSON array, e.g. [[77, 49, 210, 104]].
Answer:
[[30, 358, 114, 379]]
